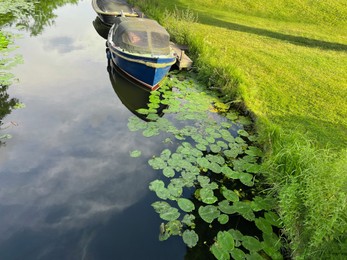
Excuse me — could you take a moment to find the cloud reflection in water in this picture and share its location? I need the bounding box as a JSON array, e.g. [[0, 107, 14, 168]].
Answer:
[[0, 1, 185, 258]]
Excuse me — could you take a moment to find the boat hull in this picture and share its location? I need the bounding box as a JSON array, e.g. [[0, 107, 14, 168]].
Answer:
[[108, 46, 176, 90], [92, 0, 139, 26]]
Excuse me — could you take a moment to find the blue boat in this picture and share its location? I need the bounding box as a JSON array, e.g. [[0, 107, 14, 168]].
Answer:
[[107, 17, 176, 90]]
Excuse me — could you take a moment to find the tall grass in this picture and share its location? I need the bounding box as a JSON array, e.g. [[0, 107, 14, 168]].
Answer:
[[128, 0, 347, 258], [262, 128, 347, 258]]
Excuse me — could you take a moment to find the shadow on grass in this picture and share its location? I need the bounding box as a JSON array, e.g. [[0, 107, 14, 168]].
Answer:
[[198, 13, 347, 52]]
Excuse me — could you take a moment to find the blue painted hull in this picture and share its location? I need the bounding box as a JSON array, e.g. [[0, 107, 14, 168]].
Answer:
[[108, 46, 176, 90]]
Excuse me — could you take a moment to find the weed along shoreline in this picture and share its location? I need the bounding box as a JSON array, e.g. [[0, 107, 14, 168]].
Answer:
[[128, 0, 347, 259]]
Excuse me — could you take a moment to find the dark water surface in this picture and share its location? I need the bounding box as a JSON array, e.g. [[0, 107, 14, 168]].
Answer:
[[0, 1, 185, 259]]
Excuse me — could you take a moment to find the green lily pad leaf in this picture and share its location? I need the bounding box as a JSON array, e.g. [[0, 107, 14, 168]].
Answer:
[[222, 166, 241, 179], [210, 243, 230, 260], [221, 186, 239, 202], [177, 198, 195, 212], [146, 113, 160, 121], [142, 126, 160, 137], [218, 200, 236, 214], [151, 201, 171, 214], [237, 116, 252, 125], [148, 157, 167, 170], [197, 175, 210, 187], [200, 188, 218, 204], [197, 157, 210, 168], [160, 149, 172, 160], [205, 181, 219, 190], [221, 121, 233, 128], [235, 136, 245, 144], [255, 217, 273, 234], [181, 171, 196, 186], [149, 180, 170, 200], [251, 196, 276, 212], [228, 229, 244, 242], [219, 129, 234, 142], [136, 108, 149, 115], [167, 182, 182, 198], [232, 201, 256, 221], [191, 148, 203, 158], [217, 140, 228, 149], [245, 146, 263, 157], [198, 205, 220, 223], [224, 149, 239, 158], [230, 248, 246, 260], [241, 236, 263, 252], [129, 150, 142, 158], [237, 129, 249, 137], [210, 144, 221, 153], [148, 102, 160, 109], [182, 230, 199, 248], [0, 134, 12, 140], [245, 163, 261, 174], [196, 143, 207, 151], [160, 207, 180, 221], [217, 231, 235, 251], [206, 154, 225, 165], [163, 167, 175, 178], [182, 214, 195, 227], [127, 116, 147, 131], [218, 214, 229, 224], [247, 252, 264, 260], [239, 173, 254, 186], [209, 162, 222, 174], [206, 136, 215, 144], [159, 222, 170, 241], [165, 220, 182, 235], [226, 111, 238, 121]]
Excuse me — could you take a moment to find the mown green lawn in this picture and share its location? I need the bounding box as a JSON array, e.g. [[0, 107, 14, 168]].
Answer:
[[131, 0, 347, 258], [162, 0, 347, 149]]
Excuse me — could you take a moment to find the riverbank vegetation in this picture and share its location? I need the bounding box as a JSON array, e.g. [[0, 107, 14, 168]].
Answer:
[[129, 0, 347, 258]]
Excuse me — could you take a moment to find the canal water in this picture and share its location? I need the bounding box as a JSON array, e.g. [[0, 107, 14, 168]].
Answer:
[[0, 0, 186, 259]]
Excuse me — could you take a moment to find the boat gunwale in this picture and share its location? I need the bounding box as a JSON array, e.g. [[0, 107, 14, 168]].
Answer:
[[92, 0, 139, 16]]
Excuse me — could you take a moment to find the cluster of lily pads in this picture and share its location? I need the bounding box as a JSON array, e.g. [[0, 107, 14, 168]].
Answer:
[[128, 72, 284, 259]]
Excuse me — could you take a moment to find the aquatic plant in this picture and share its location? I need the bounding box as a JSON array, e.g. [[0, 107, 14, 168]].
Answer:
[[128, 72, 284, 259]]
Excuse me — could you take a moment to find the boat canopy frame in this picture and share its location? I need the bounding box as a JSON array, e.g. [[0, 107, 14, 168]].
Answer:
[[111, 17, 171, 56]]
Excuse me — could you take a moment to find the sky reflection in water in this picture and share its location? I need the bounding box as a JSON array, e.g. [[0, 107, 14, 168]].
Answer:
[[0, 1, 185, 259]]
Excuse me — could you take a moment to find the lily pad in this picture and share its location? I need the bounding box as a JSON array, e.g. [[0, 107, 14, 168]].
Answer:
[[177, 198, 195, 212], [241, 235, 263, 252], [210, 243, 230, 260], [129, 150, 142, 158], [218, 214, 229, 224], [182, 214, 195, 227], [163, 167, 175, 178], [182, 230, 199, 248], [200, 188, 218, 204], [160, 207, 180, 221], [221, 186, 239, 202], [149, 180, 170, 200], [216, 231, 234, 251], [198, 205, 220, 223]]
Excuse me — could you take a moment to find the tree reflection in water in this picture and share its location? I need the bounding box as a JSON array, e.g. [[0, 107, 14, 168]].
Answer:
[[0, 0, 80, 145]]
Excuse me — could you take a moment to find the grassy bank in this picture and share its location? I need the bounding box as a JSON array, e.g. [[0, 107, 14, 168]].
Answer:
[[129, 0, 347, 258]]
